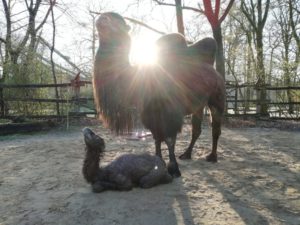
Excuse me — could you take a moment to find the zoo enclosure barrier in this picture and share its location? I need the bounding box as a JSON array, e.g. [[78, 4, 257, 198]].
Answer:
[[0, 81, 299, 120], [0, 75, 95, 120], [226, 82, 300, 119]]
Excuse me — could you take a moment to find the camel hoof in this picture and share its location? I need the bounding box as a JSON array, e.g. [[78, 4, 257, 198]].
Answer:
[[206, 153, 218, 162], [168, 163, 181, 178], [179, 151, 191, 160]]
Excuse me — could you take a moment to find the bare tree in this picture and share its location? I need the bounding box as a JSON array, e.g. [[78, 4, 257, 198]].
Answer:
[[241, 0, 271, 116], [0, 0, 56, 116], [273, 1, 299, 114], [1, 0, 54, 71], [49, 0, 59, 116], [288, 0, 300, 73]]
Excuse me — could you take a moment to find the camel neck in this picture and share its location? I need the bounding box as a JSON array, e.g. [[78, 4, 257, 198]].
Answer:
[[82, 148, 101, 184], [96, 47, 130, 66]]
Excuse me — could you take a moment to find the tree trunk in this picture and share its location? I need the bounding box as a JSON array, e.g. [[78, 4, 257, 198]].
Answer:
[[50, 4, 60, 116], [244, 32, 253, 112], [283, 62, 294, 114], [255, 30, 268, 115], [286, 80, 294, 114], [174, 0, 185, 35], [212, 25, 225, 78]]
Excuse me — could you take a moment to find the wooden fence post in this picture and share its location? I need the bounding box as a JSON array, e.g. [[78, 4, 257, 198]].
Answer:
[[0, 87, 4, 117], [234, 83, 238, 114], [256, 88, 261, 115], [71, 72, 81, 113]]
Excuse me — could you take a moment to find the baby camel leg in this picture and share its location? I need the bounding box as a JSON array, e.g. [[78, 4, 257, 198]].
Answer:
[[113, 174, 134, 191], [92, 181, 117, 193], [140, 166, 172, 188], [92, 174, 133, 192]]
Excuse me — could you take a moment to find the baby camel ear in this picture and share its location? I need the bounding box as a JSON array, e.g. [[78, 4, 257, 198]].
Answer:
[[126, 24, 131, 31]]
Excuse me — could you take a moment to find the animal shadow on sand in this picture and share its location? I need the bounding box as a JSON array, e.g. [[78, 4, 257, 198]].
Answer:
[[192, 127, 300, 225]]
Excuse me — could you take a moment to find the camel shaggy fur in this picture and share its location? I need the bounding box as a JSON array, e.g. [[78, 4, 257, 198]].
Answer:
[[93, 12, 225, 178], [82, 127, 172, 192]]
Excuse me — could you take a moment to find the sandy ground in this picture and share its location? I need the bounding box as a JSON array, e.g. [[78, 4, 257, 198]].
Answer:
[[0, 121, 300, 225]]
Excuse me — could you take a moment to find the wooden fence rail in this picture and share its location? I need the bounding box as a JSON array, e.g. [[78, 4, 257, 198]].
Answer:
[[0, 81, 91, 88], [0, 81, 299, 120], [3, 97, 93, 103], [0, 78, 94, 118]]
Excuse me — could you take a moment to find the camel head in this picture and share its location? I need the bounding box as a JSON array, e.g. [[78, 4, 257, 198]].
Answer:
[[82, 127, 105, 153], [96, 12, 131, 48]]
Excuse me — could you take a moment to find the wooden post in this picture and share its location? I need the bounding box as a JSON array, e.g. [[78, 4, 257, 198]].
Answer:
[[0, 87, 4, 117], [256, 88, 261, 115], [234, 83, 238, 114], [71, 72, 81, 113]]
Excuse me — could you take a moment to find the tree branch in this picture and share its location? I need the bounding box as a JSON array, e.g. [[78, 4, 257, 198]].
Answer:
[[36, 0, 56, 32], [123, 16, 166, 35], [261, 0, 270, 26], [14, 0, 37, 55], [203, 0, 218, 28], [153, 0, 204, 13], [89, 10, 166, 35], [33, 0, 42, 14], [241, 1, 257, 30], [215, 0, 220, 19], [50, 0, 60, 116], [0, 37, 6, 44], [289, 0, 300, 46], [2, 0, 12, 51], [39, 37, 89, 77], [293, 5, 300, 14], [219, 0, 235, 24], [25, 0, 30, 10]]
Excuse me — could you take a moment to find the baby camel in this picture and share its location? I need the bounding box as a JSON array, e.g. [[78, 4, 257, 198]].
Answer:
[[82, 127, 172, 192]]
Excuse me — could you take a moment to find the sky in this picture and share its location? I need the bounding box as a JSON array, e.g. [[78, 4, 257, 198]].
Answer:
[[0, 0, 212, 76], [51, 0, 212, 67]]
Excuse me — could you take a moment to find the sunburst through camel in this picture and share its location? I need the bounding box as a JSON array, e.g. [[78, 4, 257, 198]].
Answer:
[[93, 12, 225, 177]]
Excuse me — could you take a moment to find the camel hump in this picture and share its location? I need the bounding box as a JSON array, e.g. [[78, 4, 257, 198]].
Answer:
[[188, 37, 217, 65]]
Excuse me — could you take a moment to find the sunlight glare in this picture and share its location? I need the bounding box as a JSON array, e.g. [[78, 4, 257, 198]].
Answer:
[[130, 35, 158, 65]]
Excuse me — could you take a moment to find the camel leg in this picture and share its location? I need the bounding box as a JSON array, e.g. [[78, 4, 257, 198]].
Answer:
[[206, 106, 222, 162], [179, 108, 204, 160], [92, 178, 133, 192], [160, 173, 173, 184], [155, 139, 162, 158], [139, 168, 172, 188], [113, 174, 134, 191], [92, 181, 117, 193], [165, 136, 181, 177]]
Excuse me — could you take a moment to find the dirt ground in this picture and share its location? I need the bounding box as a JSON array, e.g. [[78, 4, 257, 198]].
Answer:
[[0, 119, 300, 225]]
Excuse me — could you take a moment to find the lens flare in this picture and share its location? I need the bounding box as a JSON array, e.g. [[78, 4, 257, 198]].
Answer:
[[130, 35, 158, 65]]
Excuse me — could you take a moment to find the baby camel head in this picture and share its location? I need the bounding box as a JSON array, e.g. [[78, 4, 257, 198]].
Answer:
[[82, 127, 105, 152]]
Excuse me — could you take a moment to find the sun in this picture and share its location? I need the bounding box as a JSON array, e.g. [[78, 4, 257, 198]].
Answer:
[[130, 35, 158, 65]]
